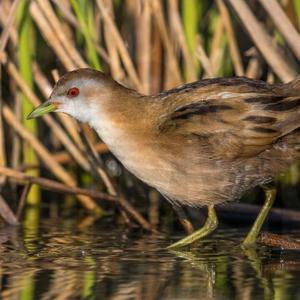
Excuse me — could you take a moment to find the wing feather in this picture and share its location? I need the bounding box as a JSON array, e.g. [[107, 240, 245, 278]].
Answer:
[[158, 89, 300, 160]]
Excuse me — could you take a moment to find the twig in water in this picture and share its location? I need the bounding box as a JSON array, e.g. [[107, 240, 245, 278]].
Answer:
[[172, 204, 194, 235], [259, 232, 300, 250], [0, 166, 117, 201], [0, 166, 156, 232], [16, 182, 32, 220], [0, 195, 19, 226]]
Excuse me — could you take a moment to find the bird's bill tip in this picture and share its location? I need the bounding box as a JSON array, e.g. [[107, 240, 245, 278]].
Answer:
[[27, 101, 57, 120]]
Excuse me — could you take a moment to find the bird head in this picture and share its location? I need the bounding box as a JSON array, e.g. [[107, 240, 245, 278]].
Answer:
[[27, 68, 120, 123]]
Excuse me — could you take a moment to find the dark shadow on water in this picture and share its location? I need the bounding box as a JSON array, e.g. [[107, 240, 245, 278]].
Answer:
[[0, 220, 300, 299]]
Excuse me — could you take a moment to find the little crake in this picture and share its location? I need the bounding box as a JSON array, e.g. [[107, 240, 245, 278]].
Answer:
[[28, 68, 300, 248]]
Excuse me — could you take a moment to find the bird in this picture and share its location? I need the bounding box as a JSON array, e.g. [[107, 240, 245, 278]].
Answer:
[[28, 68, 300, 248]]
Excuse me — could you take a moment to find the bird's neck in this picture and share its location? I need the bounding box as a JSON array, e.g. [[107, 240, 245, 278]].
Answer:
[[87, 90, 157, 161]]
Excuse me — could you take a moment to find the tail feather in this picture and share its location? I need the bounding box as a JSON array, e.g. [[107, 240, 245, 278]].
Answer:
[[270, 77, 300, 137], [288, 76, 300, 91]]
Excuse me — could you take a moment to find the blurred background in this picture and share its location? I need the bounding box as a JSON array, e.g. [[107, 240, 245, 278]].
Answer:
[[1, 0, 300, 299], [0, 0, 300, 232]]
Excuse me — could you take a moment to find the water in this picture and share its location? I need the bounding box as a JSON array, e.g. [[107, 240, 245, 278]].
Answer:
[[0, 219, 300, 300]]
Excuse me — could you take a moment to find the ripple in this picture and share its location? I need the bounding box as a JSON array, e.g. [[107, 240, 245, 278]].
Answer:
[[0, 220, 300, 299]]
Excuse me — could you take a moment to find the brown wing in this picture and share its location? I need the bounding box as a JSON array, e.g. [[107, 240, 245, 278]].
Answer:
[[158, 87, 300, 160]]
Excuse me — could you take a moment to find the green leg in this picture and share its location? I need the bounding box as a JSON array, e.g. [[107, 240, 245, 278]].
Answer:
[[167, 205, 218, 249], [243, 187, 276, 246]]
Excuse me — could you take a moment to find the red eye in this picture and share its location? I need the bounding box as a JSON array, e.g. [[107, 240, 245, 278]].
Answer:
[[67, 87, 80, 98]]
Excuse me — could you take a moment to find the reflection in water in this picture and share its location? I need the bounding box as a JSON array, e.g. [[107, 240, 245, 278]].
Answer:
[[0, 220, 300, 299]]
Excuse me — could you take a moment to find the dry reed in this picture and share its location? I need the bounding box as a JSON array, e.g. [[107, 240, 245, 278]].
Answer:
[[0, 0, 299, 229]]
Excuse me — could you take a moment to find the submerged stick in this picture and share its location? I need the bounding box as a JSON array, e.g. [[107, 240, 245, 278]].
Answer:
[[260, 232, 300, 250], [0, 166, 155, 232], [16, 183, 32, 220], [0, 195, 19, 226], [216, 203, 300, 224], [0, 166, 117, 201]]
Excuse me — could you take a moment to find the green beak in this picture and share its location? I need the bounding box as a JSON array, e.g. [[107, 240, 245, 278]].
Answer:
[[27, 101, 57, 120]]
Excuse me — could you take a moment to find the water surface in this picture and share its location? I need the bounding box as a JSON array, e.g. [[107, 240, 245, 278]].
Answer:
[[0, 219, 300, 299]]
